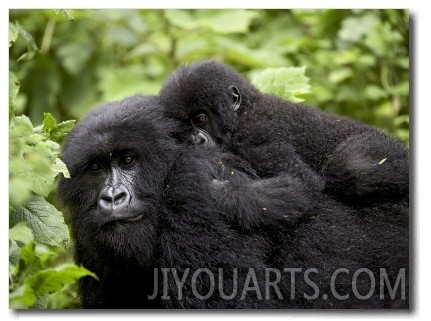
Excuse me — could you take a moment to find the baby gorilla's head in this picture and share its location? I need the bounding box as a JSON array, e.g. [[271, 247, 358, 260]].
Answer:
[[159, 60, 257, 147]]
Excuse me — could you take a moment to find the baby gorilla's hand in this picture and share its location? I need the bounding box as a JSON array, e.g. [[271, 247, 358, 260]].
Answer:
[[212, 170, 320, 231]]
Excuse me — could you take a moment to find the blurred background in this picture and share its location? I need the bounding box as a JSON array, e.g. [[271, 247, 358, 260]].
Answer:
[[8, 9, 409, 309], [9, 9, 409, 143]]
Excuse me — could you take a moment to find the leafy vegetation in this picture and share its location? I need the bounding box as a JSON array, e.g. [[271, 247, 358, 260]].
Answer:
[[9, 9, 409, 309], [9, 14, 96, 308], [8, 106, 96, 308]]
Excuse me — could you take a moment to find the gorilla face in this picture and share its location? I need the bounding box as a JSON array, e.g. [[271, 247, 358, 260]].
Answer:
[[184, 87, 241, 147], [159, 61, 255, 147], [58, 95, 178, 264], [184, 111, 217, 146]]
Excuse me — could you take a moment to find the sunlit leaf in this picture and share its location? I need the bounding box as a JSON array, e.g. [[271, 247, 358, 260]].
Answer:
[[364, 85, 388, 101], [9, 22, 19, 47], [252, 67, 311, 102], [328, 68, 352, 84], [49, 120, 76, 143], [26, 265, 97, 296], [339, 12, 379, 43], [9, 284, 35, 308], [164, 10, 196, 29], [51, 158, 70, 179], [196, 10, 258, 34], [42, 112, 57, 134], [9, 222, 34, 244], [10, 115, 34, 138]]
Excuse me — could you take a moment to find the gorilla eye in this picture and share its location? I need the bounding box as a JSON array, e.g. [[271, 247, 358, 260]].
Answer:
[[121, 155, 135, 166], [89, 162, 100, 171], [193, 113, 208, 126]]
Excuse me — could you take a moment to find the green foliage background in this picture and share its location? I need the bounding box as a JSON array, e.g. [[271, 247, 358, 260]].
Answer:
[[9, 9, 409, 309]]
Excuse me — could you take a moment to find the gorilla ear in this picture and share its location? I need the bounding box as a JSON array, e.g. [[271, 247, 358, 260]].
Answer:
[[229, 86, 241, 111]]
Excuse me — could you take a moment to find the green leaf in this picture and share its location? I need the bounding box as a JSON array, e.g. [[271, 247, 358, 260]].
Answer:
[[25, 265, 97, 296], [9, 179, 32, 207], [164, 9, 257, 34], [328, 68, 352, 84], [10, 113, 67, 204], [251, 66, 311, 102], [164, 10, 197, 30], [9, 240, 21, 266], [10, 264, 94, 308], [9, 222, 34, 244], [216, 38, 287, 68], [42, 112, 57, 134], [339, 12, 379, 43], [49, 120, 76, 143], [56, 41, 94, 75], [9, 22, 19, 47], [196, 10, 258, 34], [9, 152, 53, 199], [364, 85, 388, 101], [19, 242, 40, 269], [19, 242, 56, 269], [54, 9, 75, 21], [9, 284, 36, 308], [14, 21, 38, 61], [9, 71, 20, 101], [10, 196, 70, 247], [9, 71, 20, 119], [394, 115, 409, 127], [32, 294, 49, 309], [10, 115, 34, 138], [52, 158, 71, 179], [99, 65, 158, 101]]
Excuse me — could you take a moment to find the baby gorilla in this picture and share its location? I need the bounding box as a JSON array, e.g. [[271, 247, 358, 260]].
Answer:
[[159, 61, 409, 203]]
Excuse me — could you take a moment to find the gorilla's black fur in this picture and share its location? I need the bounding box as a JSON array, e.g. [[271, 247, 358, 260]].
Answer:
[[159, 61, 409, 204], [58, 95, 307, 308], [59, 95, 409, 309]]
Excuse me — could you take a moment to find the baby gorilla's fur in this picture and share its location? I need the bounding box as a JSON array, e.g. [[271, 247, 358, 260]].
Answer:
[[159, 61, 409, 204]]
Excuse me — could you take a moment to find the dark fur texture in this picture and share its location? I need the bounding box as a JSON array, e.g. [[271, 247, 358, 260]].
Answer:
[[58, 95, 293, 308], [159, 60, 409, 204], [59, 95, 408, 308]]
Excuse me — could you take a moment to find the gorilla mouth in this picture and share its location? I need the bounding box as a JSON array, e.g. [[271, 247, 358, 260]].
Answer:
[[120, 214, 144, 223], [102, 213, 144, 226]]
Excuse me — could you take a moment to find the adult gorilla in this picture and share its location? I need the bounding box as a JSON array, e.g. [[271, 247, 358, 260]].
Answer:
[[58, 95, 292, 308], [58, 95, 409, 309]]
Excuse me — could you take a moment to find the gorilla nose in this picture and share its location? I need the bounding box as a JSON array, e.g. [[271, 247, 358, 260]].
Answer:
[[98, 186, 130, 211], [190, 132, 208, 145]]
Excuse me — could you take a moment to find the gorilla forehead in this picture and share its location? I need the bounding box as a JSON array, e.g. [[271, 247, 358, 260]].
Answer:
[[62, 95, 178, 170], [160, 60, 251, 117]]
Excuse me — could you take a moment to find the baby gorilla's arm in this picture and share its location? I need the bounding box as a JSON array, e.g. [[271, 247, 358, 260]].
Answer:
[[166, 146, 320, 232], [322, 131, 409, 203], [211, 157, 321, 231]]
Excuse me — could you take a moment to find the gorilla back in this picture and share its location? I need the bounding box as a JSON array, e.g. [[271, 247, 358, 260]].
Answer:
[[160, 61, 409, 203]]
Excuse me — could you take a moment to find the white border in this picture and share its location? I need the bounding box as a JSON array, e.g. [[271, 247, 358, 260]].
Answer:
[[2, 1, 430, 320], [3, 0, 417, 9]]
